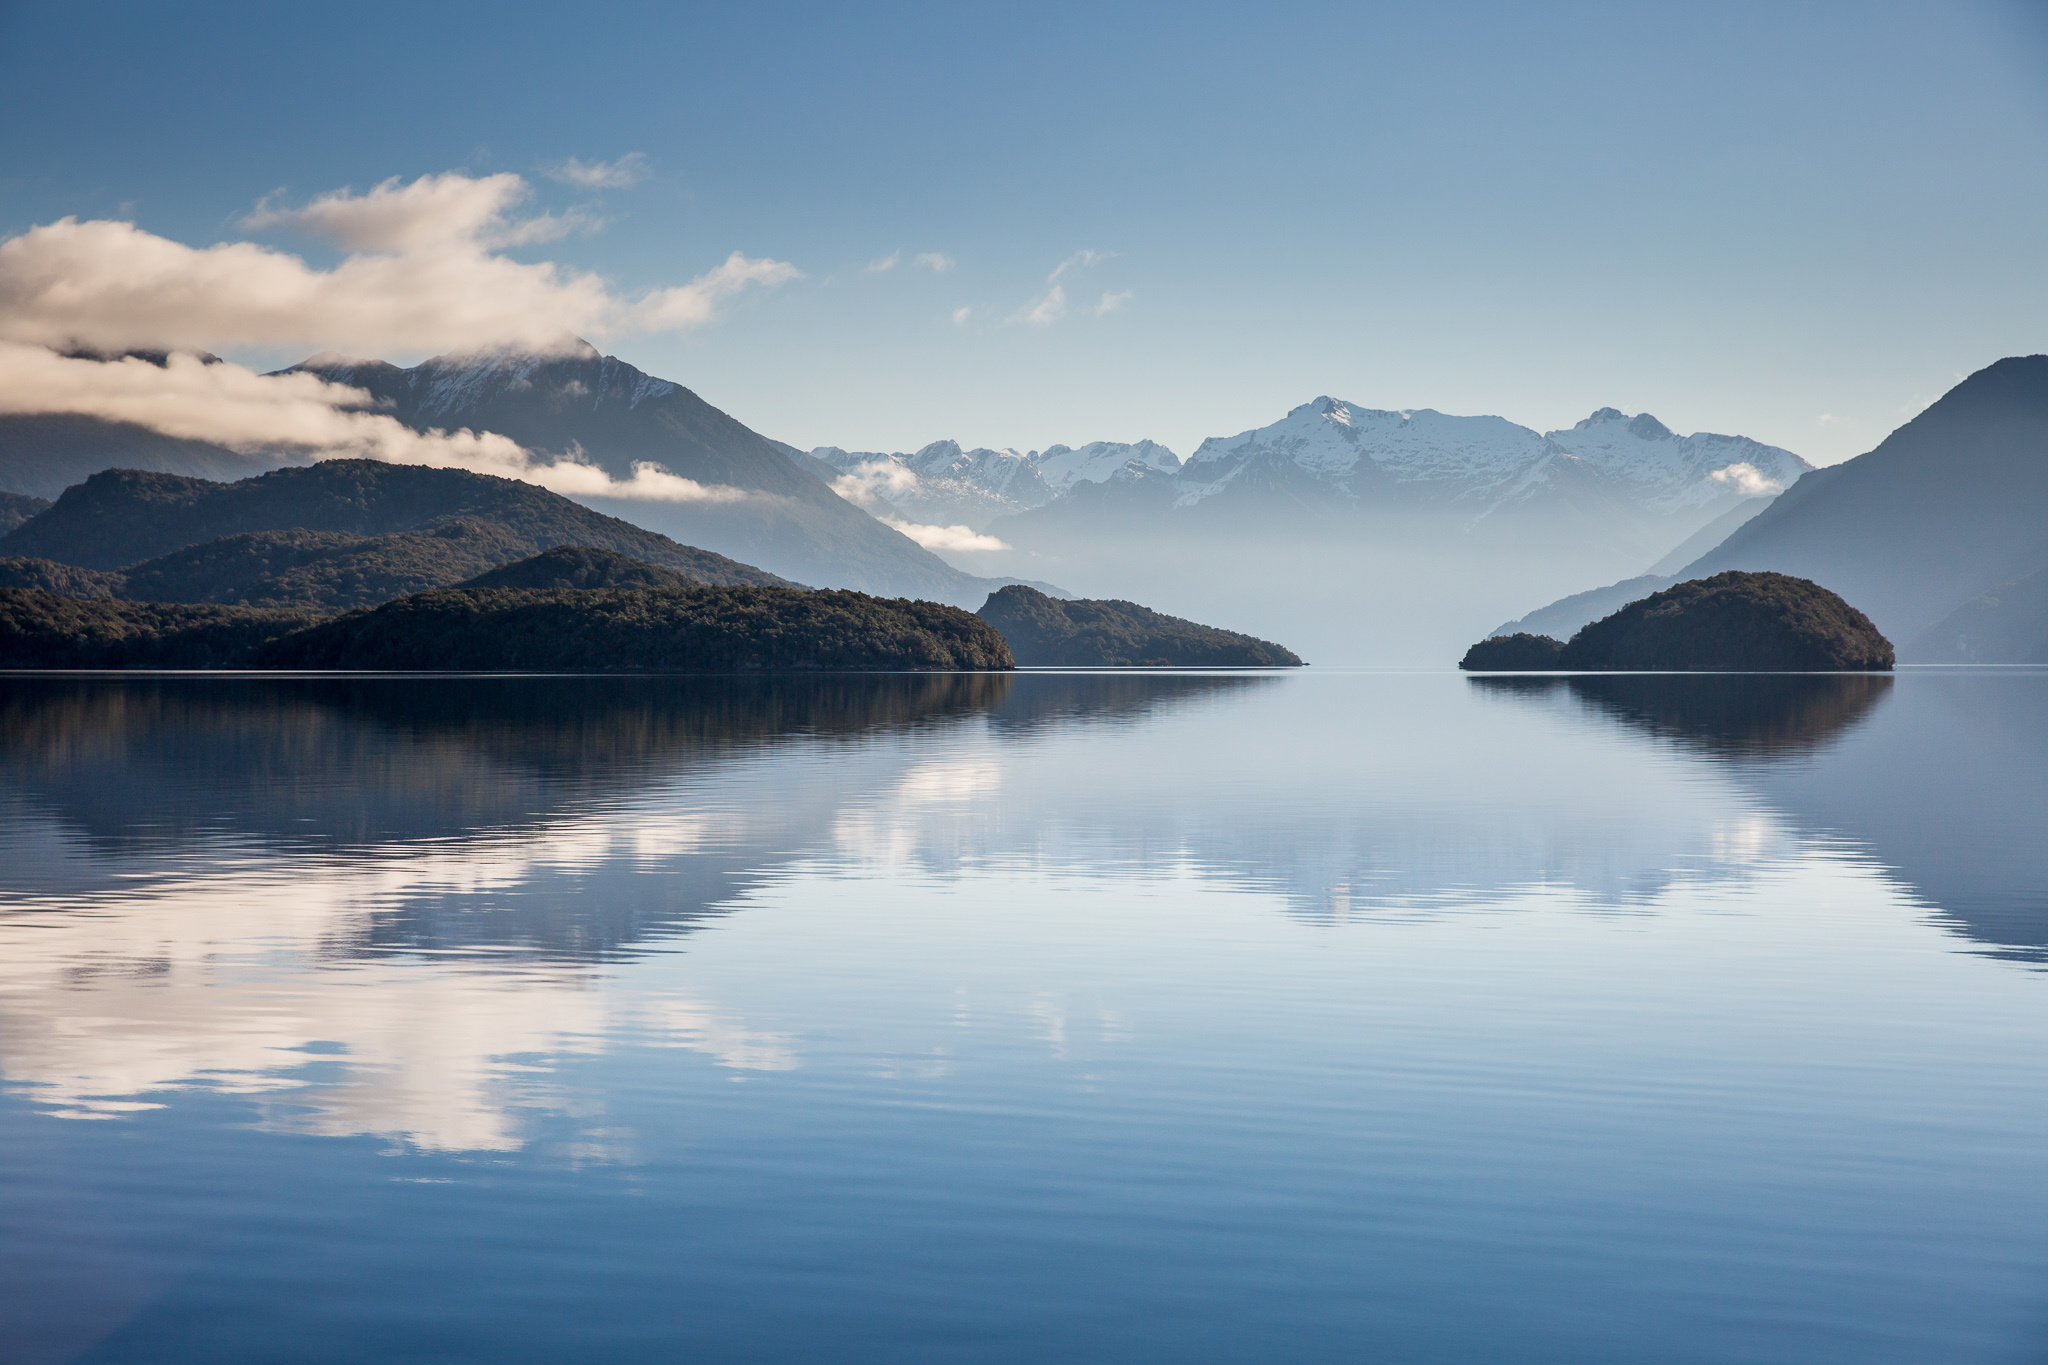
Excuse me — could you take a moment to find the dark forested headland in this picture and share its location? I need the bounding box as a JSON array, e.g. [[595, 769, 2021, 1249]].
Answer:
[[0, 580, 1011, 673], [1458, 633, 1565, 671], [260, 586, 1012, 672], [1459, 571, 1894, 671], [977, 585, 1302, 666], [0, 589, 321, 668]]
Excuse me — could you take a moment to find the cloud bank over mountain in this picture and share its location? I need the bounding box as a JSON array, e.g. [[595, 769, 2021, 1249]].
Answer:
[[0, 171, 799, 358], [0, 344, 747, 505], [0, 169, 807, 504]]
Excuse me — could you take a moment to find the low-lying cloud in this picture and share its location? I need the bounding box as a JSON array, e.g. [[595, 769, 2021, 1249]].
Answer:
[[0, 171, 799, 356], [1707, 462, 1784, 498], [826, 460, 1009, 549], [830, 460, 919, 510], [881, 518, 1011, 552], [0, 344, 746, 504]]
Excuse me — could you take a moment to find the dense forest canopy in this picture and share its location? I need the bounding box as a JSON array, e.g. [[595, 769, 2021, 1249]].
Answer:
[[978, 585, 1302, 667], [262, 586, 1013, 672], [1460, 572, 1894, 671]]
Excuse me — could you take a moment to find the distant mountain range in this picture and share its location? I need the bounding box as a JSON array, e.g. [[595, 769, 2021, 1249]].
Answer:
[[782, 402, 1806, 559], [760, 399, 1810, 663], [790, 439, 1182, 528], [983, 399, 1808, 556], [1497, 356, 2048, 661]]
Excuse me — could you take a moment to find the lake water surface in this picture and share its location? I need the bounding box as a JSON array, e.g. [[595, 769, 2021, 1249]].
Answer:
[[1, 669, 2045, 1363]]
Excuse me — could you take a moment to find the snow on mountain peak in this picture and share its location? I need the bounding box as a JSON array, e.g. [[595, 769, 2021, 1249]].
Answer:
[[1036, 439, 1181, 494], [1543, 410, 1811, 511]]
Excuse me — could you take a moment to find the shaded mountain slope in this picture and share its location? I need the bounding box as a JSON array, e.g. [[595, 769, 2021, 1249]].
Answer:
[[0, 523, 535, 612], [290, 344, 1014, 603], [117, 522, 531, 610], [0, 413, 292, 500], [1492, 574, 1678, 642], [978, 585, 1302, 667], [0, 462, 797, 587], [1907, 566, 2048, 664], [1681, 355, 2048, 641], [455, 546, 698, 593]]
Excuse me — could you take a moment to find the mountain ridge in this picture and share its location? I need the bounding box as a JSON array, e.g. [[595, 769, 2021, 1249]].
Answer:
[[1677, 355, 2048, 645], [0, 461, 799, 586]]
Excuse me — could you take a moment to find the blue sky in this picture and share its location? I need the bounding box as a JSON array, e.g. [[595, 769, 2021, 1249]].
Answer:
[[3, 0, 2045, 465]]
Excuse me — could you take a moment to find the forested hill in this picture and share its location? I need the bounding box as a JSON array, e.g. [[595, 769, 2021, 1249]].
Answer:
[[0, 461, 797, 585], [979, 585, 1303, 666], [262, 587, 1014, 672], [454, 546, 700, 593], [0, 582, 1014, 673]]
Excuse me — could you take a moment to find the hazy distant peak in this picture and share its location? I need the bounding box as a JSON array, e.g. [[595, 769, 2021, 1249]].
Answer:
[[298, 350, 375, 370], [425, 336, 603, 366], [1567, 408, 1686, 443]]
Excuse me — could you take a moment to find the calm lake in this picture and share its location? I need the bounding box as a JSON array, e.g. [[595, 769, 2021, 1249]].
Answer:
[[1, 669, 2045, 1364]]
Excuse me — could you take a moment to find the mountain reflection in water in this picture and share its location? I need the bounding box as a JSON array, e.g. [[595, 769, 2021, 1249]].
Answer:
[[4, 670, 2048, 1365], [1474, 670, 2048, 964], [1, 669, 2043, 1152]]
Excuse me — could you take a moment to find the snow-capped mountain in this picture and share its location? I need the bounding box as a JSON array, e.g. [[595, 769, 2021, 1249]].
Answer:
[[1542, 408, 1809, 512], [977, 396, 1817, 668], [1174, 400, 1555, 510], [1167, 396, 1811, 522], [797, 438, 1182, 528], [1037, 440, 1182, 495]]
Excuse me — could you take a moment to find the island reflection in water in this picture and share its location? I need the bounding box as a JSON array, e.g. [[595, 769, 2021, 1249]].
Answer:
[[1469, 672, 1893, 759], [2, 669, 2047, 1365]]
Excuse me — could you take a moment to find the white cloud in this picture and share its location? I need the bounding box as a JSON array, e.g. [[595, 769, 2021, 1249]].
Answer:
[[542, 153, 648, 189], [864, 250, 902, 274], [0, 344, 747, 505], [1048, 248, 1111, 282], [1014, 284, 1066, 327], [630, 251, 803, 332], [1816, 412, 1837, 426], [830, 459, 918, 510], [1009, 250, 1121, 326], [914, 252, 956, 273], [951, 306, 972, 326], [0, 172, 800, 356], [242, 172, 591, 251], [1707, 462, 1784, 498], [881, 518, 1011, 552]]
